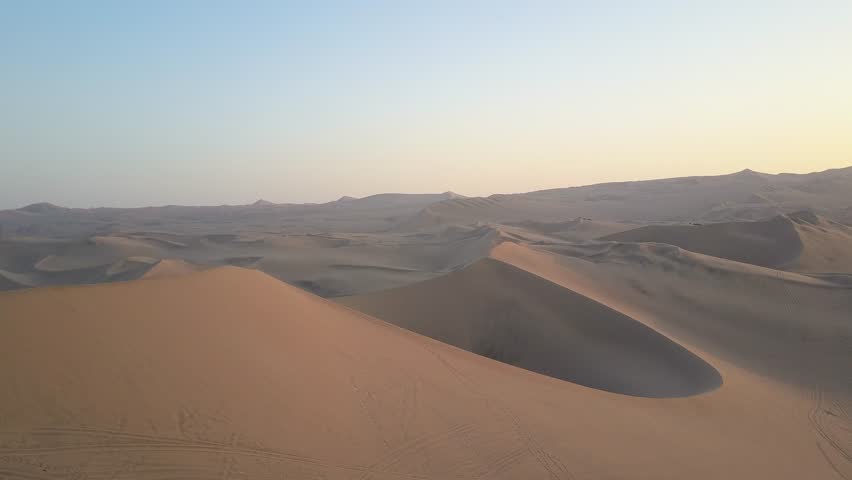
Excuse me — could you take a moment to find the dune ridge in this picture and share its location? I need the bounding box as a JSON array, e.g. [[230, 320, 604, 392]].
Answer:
[[1, 166, 851, 478], [411, 167, 852, 227], [0, 266, 848, 478], [490, 241, 852, 394], [340, 257, 721, 398], [601, 211, 852, 273]]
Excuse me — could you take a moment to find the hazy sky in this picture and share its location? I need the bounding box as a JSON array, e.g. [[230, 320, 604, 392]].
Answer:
[[2, 1, 851, 208]]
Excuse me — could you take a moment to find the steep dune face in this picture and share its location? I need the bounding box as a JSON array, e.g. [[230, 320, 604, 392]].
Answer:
[[490, 241, 852, 476], [503, 218, 637, 242], [340, 258, 721, 397], [491, 242, 852, 395], [140, 258, 199, 279], [0, 270, 25, 290], [601, 215, 804, 268], [786, 211, 852, 273], [104, 256, 159, 278], [0, 268, 847, 479], [601, 212, 852, 273]]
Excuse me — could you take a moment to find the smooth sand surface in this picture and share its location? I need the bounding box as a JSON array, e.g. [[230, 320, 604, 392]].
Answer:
[[1, 167, 850, 478], [601, 214, 804, 267], [411, 167, 852, 227], [0, 225, 499, 295], [490, 242, 852, 393], [340, 258, 721, 398], [141, 258, 200, 279], [602, 211, 852, 273], [2, 167, 851, 294], [1, 266, 849, 479]]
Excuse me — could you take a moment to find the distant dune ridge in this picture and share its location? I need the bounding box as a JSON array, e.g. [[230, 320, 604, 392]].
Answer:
[[2, 167, 852, 294], [0, 166, 851, 478], [409, 166, 852, 227], [602, 210, 852, 272]]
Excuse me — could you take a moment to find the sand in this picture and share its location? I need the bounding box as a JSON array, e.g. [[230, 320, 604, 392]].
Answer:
[[340, 258, 721, 398], [0, 266, 849, 479], [0, 167, 850, 478], [602, 211, 852, 273], [2, 167, 851, 294], [408, 167, 852, 227], [0, 224, 499, 296]]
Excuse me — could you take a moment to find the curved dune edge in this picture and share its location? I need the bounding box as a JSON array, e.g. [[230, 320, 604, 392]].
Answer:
[[33, 253, 114, 272], [491, 240, 852, 389], [0, 266, 846, 479], [600, 214, 804, 268], [140, 258, 200, 279], [105, 256, 159, 277], [340, 257, 722, 398], [599, 212, 852, 274], [0, 268, 30, 289]]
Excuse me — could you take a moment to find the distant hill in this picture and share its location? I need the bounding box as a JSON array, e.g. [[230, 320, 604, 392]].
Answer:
[[0, 192, 464, 237], [16, 202, 66, 214], [403, 166, 852, 228]]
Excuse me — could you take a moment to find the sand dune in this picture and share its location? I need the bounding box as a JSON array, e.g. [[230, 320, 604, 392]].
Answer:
[[340, 258, 721, 397], [491, 242, 852, 395], [34, 253, 114, 272], [503, 218, 636, 241], [787, 211, 852, 273], [0, 226, 497, 295], [408, 167, 852, 227], [104, 256, 159, 278], [601, 214, 804, 268], [91, 234, 184, 254], [2, 167, 851, 477], [0, 192, 462, 238], [0, 269, 28, 289], [2, 167, 851, 295], [0, 267, 848, 479], [602, 211, 852, 273], [141, 258, 199, 279]]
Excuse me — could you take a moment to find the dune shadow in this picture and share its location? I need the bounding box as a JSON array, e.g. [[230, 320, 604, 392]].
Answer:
[[340, 258, 722, 398]]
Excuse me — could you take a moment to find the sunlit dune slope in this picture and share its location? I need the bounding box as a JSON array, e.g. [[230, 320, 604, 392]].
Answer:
[[340, 258, 721, 397], [602, 211, 852, 273], [0, 267, 848, 479]]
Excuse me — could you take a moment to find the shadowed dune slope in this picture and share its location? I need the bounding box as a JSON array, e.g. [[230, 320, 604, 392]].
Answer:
[[491, 242, 852, 394], [0, 267, 847, 478], [0, 225, 500, 295], [0, 270, 25, 290], [340, 258, 721, 398], [140, 258, 199, 279], [787, 211, 852, 273], [601, 212, 852, 273], [504, 218, 636, 241], [600, 215, 803, 268]]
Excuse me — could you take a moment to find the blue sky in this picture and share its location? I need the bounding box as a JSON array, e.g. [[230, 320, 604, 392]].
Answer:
[[2, 1, 851, 207]]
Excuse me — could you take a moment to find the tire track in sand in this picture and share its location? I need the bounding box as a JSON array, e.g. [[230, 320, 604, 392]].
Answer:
[[0, 427, 431, 480], [417, 341, 574, 480]]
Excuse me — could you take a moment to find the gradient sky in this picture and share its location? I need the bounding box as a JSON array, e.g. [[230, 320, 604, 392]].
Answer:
[[2, 1, 851, 208]]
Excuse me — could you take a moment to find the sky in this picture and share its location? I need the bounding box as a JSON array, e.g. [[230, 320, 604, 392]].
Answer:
[[2, 1, 851, 208]]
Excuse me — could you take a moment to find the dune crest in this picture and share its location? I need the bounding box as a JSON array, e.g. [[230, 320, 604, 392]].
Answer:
[[0, 267, 848, 478], [600, 214, 803, 267], [340, 257, 721, 397], [141, 258, 199, 279], [601, 212, 852, 273]]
